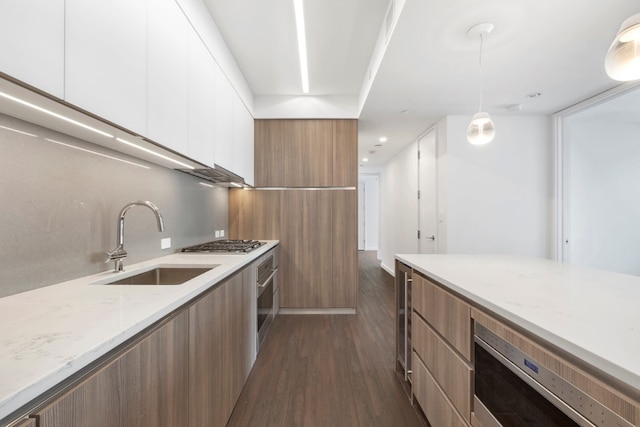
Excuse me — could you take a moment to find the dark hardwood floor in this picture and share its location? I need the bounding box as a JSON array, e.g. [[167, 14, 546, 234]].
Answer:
[[227, 251, 425, 427]]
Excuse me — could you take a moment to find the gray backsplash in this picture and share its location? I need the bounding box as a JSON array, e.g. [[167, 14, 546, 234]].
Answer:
[[0, 112, 228, 298]]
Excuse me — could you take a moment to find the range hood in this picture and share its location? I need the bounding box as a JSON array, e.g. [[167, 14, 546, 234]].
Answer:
[[177, 163, 246, 187]]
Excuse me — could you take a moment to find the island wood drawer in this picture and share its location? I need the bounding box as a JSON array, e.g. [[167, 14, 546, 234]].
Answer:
[[412, 351, 469, 427], [413, 312, 472, 422], [412, 272, 471, 361]]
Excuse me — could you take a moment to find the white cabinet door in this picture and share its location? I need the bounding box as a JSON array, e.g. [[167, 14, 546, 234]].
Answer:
[[188, 32, 216, 167], [0, 0, 64, 98], [214, 66, 234, 171], [65, 0, 147, 135], [233, 96, 254, 186], [147, 0, 190, 154]]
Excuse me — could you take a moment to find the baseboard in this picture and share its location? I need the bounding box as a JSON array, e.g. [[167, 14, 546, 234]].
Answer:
[[364, 246, 378, 251], [380, 262, 395, 277], [278, 308, 356, 315]]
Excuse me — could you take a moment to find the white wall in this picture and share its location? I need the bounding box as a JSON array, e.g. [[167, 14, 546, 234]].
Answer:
[[379, 140, 418, 274], [358, 174, 380, 251], [564, 118, 640, 275], [442, 115, 553, 257], [379, 115, 553, 275]]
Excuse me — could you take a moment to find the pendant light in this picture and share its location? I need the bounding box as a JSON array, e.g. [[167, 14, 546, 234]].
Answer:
[[605, 13, 640, 81], [467, 23, 495, 145]]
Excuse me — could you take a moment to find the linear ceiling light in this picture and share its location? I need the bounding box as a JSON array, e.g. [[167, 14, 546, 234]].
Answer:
[[293, 0, 310, 94], [0, 91, 114, 138], [116, 137, 194, 169]]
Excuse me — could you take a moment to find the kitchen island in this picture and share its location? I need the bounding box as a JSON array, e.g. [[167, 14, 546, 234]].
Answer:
[[396, 254, 640, 426], [0, 240, 278, 426]]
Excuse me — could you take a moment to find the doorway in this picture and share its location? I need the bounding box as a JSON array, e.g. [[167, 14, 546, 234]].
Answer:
[[418, 127, 437, 254], [358, 175, 380, 252]]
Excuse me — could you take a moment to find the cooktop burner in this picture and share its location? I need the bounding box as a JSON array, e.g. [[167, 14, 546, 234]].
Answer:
[[181, 239, 266, 253]]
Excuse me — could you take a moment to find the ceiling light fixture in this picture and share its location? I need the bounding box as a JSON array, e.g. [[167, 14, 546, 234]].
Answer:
[[379, 136, 388, 143], [293, 0, 309, 93], [0, 91, 114, 138], [362, 158, 369, 162], [605, 13, 640, 81], [116, 137, 194, 169], [466, 22, 496, 146]]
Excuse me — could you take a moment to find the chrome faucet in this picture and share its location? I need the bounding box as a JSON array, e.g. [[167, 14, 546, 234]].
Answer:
[[106, 201, 165, 272]]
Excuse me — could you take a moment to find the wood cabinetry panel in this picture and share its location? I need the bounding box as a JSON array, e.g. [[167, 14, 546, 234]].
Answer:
[[280, 190, 333, 307], [36, 312, 189, 427], [332, 189, 357, 308], [413, 353, 468, 427], [332, 120, 358, 187], [254, 119, 355, 188], [189, 273, 248, 427], [413, 273, 471, 360], [413, 313, 472, 422]]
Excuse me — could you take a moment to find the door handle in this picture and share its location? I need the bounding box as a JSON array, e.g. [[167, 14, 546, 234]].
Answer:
[[425, 235, 435, 241]]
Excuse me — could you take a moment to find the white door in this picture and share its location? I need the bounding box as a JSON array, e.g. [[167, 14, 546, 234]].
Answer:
[[418, 128, 437, 254], [358, 183, 365, 250]]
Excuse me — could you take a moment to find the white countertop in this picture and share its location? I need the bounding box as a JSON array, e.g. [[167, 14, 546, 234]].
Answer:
[[396, 254, 640, 394], [0, 241, 279, 423]]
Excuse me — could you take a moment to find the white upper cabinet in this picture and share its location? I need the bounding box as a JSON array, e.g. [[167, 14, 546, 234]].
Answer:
[[233, 96, 254, 186], [188, 32, 216, 167], [147, 0, 190, 155], [214, 66, 234, 171], [65, 0, 147, 136], [0, 0, 64, 98]]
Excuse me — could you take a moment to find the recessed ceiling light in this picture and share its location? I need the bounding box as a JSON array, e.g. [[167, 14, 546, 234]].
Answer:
[[374, 143, 383, 147], [362, 158, 369, 162], [507, 104, 523, 112], [379, 136, 388, 143], [401, 110, 411, 115], [527, 92, 542, 98], [369, 150, 377, 154]]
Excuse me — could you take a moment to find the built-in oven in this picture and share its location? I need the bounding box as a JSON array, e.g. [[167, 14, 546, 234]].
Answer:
[[474, 322, 632, 427], [257, 250, 278, 351]]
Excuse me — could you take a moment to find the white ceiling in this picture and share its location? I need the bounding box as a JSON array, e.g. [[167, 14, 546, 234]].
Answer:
[[203, 0, 640, 169]]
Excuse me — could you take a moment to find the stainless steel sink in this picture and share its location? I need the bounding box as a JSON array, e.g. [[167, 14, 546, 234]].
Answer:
[[96, 265, 220, 286]]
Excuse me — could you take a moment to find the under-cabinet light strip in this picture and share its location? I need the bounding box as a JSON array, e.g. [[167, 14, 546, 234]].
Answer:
[[0, 124, 38, 137], [45, 138, 150, 169], [116, 137, 194, 169], [0, 91, 114, 138], [294, 0, 310, 94]]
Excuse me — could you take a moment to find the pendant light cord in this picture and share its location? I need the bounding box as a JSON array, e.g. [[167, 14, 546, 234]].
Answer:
[[478, 34, 484, 113]]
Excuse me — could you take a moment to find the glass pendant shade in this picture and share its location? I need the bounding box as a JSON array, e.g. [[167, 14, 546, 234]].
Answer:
[[467, 112, 495, 145], [605, 13, 640, 81]]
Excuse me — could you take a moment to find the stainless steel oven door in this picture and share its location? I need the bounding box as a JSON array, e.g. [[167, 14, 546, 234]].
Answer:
[[257, 267, 275, 350], [474, 323, 631, 427]]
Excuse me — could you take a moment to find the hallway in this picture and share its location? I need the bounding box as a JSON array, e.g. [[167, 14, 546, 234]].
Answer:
[[227, 251, 424, 427]]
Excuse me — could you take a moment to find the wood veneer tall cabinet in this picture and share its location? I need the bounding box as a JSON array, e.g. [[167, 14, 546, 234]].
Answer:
[[34, 312, 189, 427], [231, 119, 358, 310]]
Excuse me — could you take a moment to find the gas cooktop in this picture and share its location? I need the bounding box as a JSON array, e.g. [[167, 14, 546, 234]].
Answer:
[[181, 239, 266, 254]]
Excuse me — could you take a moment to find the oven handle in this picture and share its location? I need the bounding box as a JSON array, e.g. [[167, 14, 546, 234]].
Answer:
[[475, 336, 596, 427], [257, 268, 277, 289]]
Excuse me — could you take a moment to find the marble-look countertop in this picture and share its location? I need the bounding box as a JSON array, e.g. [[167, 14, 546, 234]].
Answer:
[[396, 254, 640, 394], [0, 241, 279, 423]]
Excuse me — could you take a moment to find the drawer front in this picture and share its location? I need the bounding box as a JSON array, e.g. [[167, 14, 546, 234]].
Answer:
[[413, 353, 469, 427], [413, 313, 472, 421], [413, 273, 471, 360]]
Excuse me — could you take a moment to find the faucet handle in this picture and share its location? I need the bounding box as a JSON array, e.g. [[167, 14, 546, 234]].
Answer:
[[106, 246, 127, 262]]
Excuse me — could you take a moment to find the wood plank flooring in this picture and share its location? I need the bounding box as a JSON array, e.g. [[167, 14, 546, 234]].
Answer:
[[227, 251, 425, 427]]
